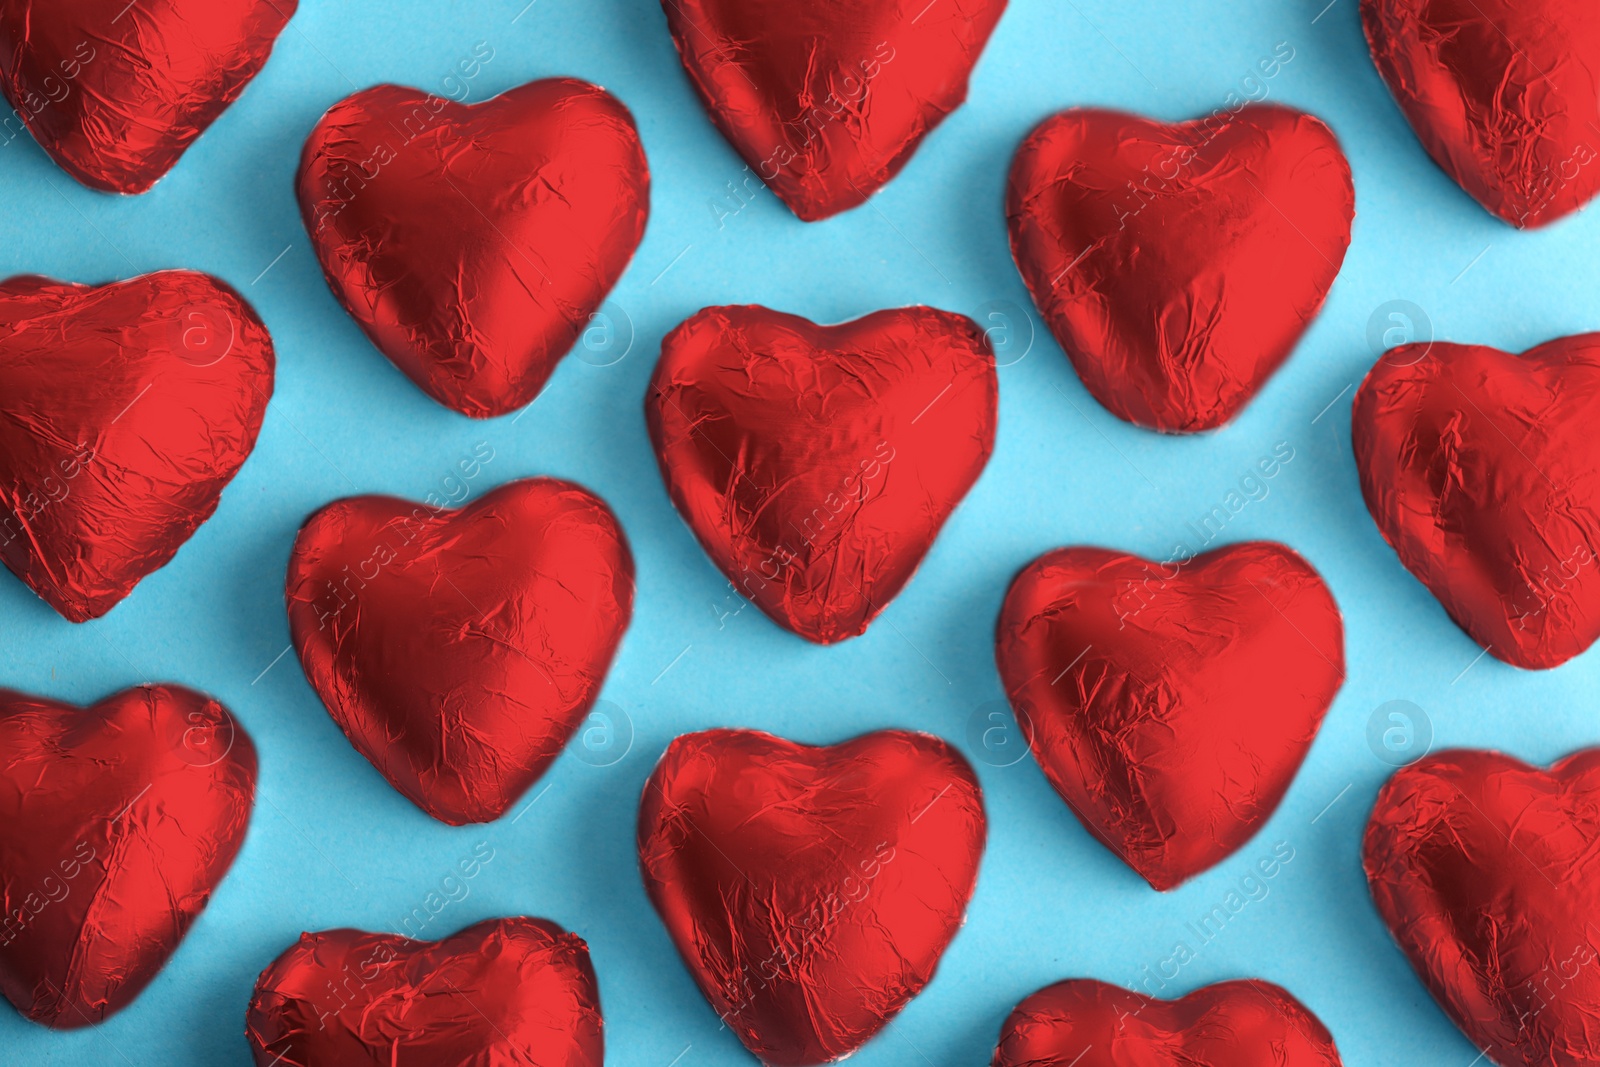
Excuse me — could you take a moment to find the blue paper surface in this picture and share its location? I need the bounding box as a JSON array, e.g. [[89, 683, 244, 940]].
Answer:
[[1, 0, 1596, 1063]]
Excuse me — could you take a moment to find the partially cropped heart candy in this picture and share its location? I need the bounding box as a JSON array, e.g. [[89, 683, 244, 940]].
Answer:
[[246, 917, 603, 1066], [646, 305, 997, 643], [0, 685, 256, 1028], [991, 978, 1344, 1066], [1363, 0, 1600, 227], [1365, 748, 1600, 1067], [0, 0, 296, 193], [0, 272, 274, 622], [297, 78, 649, 418], [285, 478, 634, 825], [1007, 105, 1353, 432], [996, 542, 1344, 890], [662, 0, 1006, 220], [1353, 335, 1600, 669], [638, 728, 986, 1066]]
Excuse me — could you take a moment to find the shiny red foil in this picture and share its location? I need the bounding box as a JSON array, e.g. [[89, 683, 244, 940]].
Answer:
[[662, 0, 1006, 220], [0, 685, 257, 1028], [1007, 105, 1353, 432], [1365, 749, 1600, 1067], [0, 272, 275, 622], [1363, 0, 1600, 228], [646, 305, 997, 644], [0, 0, 295, 194], [1353, 336, 1600, 670], [638, 728, 986, 1066], [285, 478, 634, 825], [996, 542, 1344, 890], [992, 978, 1344, 1066], [297, 78, 650, 419], [245, 917, 603, 1066]]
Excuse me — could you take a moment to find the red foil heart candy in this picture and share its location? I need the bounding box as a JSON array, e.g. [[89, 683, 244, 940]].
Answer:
[[991, 978, 1344, 1066], [662, 0, 1006, 221], [0, 0, 296, 194], [646, 305, 997, 644], [285, 477, 634, 825], [996, 542, 1344, 890], [638, 728, 986, 1066], [0, 272, 275, 622], [1353, 335, 1600, 670], [1363, 0, 1600, 228], [1365, 748, 1600, 1067], [297, 78, 649, 419], [1007, 105, 1354, 432], [0, 685, 256, 1028], [245, 917, 603, 1066]]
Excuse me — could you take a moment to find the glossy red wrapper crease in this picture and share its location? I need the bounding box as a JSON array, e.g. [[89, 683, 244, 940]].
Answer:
[[1353, 336, 1600, 670], [991, 978, 1344, 1066], [1363, 0, 1600, 228], [996, 542, 1344, 890], [285, 478, 634, 825], [662, 0, 1006, 220], [297, 78, 650, 418], [0, 685, 257, 1028], [1365, 749, 1600, 1067], [1007, 105, 1354, 432], [245, 917, 603, 1066], [0, 272, 275, 622], [647, 305, 997, 644], [638, 729, 986, 1066], [0, 0, 296, 193]]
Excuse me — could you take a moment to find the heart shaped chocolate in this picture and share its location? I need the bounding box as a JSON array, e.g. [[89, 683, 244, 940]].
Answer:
[[0, 272, 274, 622], [1353, 335, 1600, 669], [646, 304, 997, 643], [0, 0, 296, 193], [1007, 105, 1353, 432], [638, 728, 986, 1066], [1363, 0, 1600, 227], [285, 477, 634, 825], [297, 78, 650, 418], [996, 541, 1344, 889], [1365, 748, 1600, 1066], [992, 978, 1344, 1066], [661, 0, 1006, 220], [246, 917, 603, 1065], [0, 684, 256, 1028]]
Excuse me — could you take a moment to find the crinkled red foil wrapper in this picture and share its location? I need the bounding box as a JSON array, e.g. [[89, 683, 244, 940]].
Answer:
[[1363, 0, 1600, 228], [646, 305, 997, 644], [992, 979, 1344, 1066], [638, 729, 986, 1066], [996, 541, 1344, 890], [1353, 337, 1600, 670], [0, 272, 275, 622], [0, 685, 257, 1028], [285, 478, 635, 825], [1007, 105, 1353, 432], [661, 0, 1006, 220], [297, 78, 650, 418], [246, 917, 604, 1066], [0, 0, 296, 194], [1365, 749, 1600, 1067]]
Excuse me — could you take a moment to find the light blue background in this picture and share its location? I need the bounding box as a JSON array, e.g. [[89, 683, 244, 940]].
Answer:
[[1, 0, 1595, 1063]]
